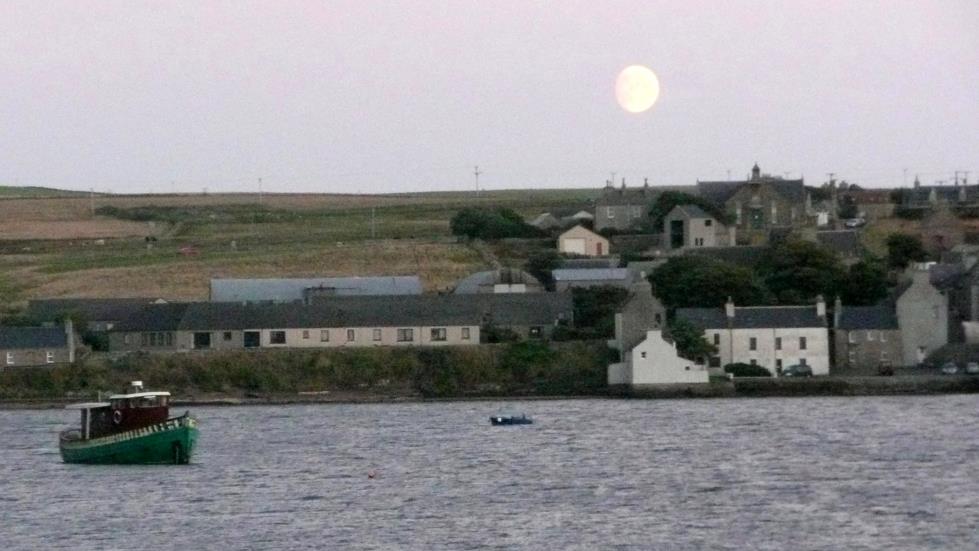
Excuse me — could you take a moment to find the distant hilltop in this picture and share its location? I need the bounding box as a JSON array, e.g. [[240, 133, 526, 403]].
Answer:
[[0, 186, 96, 199]]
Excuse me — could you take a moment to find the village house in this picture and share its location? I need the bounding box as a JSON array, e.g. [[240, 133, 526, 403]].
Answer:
[[108, 293, 573, 352], [557, 225, 609, 257], [697, 164, 809, 240], [594, 180, 656, 231], [26, 297, 168, 332], [208, 276, 423, 304], [832, 298, 903, 371], [896, 268, 949, 366], [662, 204, 735, 250], [0, 321, 76, 368], [901, 176, 979, 210], [552, 268, 631, 292], [676, 296, 831, 376]]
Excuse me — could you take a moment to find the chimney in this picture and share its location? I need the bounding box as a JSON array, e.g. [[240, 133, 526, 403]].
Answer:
[[751, 163, 761, 181], [914, 175, 921, 189], [725, 297, 735, 319], [816, 295, 826, 318], [833, 296, 842, 328], [65, 318, 75, 363]]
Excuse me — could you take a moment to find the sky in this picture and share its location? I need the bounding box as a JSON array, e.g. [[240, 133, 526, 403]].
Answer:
[[1, 1, 977, 194]]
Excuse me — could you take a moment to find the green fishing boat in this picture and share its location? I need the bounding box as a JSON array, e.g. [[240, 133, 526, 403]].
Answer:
[[59, 381, 199, 465]]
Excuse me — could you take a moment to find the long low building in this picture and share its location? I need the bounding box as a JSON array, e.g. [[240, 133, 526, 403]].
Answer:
[[109, 293, 573, 352]]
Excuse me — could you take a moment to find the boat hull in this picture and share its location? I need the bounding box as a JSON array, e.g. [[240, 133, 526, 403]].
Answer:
[[60, 416, 198, 465]]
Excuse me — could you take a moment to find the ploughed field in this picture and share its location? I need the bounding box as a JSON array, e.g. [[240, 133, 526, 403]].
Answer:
[[0, 189, 595, 308]]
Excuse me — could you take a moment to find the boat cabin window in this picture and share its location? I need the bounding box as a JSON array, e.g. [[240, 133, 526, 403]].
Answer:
[[111, 395, 168, 409]]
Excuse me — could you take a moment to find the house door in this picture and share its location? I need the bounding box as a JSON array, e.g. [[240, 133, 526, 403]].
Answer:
[[563, 238, 585, 255], [596, 242, 603, 255], [244, 331, 261, 348], [670, 220, 684, 248]]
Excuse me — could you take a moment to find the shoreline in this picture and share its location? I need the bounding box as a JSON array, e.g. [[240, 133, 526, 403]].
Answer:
[[3, 375, 978, 410]]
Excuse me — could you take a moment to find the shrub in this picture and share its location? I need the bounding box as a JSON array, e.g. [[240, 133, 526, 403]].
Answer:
[[450, 207, 542, 240]]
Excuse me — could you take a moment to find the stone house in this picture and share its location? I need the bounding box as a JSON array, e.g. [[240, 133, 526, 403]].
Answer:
[[896, 269, 949, 365], [109, 294, 574, 352], [662, 204, 734, 250], [697, 164, 808, 239], [832, 299, 903, 371], [676, 297, 831, 376], [0, 321, 76, 368], [902, 177, 979, 209], [594, 181, 657, 231], [558, 225, 609, 257]]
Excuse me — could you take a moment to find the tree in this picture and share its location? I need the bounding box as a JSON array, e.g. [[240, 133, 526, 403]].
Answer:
[[571, 285, 630, 338], [759, 240, 845, 303], [886, 233, 928, 269], [646, 191, 730, 229], [649, 255, 770, 309], [523, 249, 562, 291], [668, 318, 716, 360], [840, 259, 889, 306], [449, 207, 542, 240]]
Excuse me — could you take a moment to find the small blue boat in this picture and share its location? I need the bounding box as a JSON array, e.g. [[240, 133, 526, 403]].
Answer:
[[490, 414, 533, 426]]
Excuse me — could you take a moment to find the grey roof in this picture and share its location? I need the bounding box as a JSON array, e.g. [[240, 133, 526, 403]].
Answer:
[[552, 268, 630, 282], [529, 213, 561, 229], [816, 231, 863, 256], [453, 269, 542, 294], [0, 327, 69, 349], [112, 303, 191, 332], [26, 298, 165, 323], [838, 305, 899, 330], [668, 204, 711, 219], [209, 276, 423, 303], [595, 186, 656, 207], [904, 185, 979, 205], [113, 294, 574, 332], [561, 258, 620, 270], [677, 306, 825, 329], [929, 262, 964, 289]]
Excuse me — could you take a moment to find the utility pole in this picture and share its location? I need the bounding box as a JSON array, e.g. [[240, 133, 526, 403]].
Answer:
[[826, 172, 836, 186], [474, 166, 482, 198]]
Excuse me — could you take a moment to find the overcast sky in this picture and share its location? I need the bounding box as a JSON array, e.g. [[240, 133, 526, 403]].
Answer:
[[1, 1, 977, 194]]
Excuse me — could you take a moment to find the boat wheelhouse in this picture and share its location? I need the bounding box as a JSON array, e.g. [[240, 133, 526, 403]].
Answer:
[[59, 381, 198, 465]]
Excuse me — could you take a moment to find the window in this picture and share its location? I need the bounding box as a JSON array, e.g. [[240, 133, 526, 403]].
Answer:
[[461, 327, 471, 340], [193, 332, 211, 349], [776, 359, 783, 370], [46, 351, 54, 364], [269, 331, 286, 345], [880, 351, 889, 361], [5, 352, 12, 365], [606, 207, 614, 218], [713, 333, 720, 346], [880, 332, 887, 342], [320, 329, 330, 342], [709, 356, 721, 367], [704, 219, 713, 227], [655, 313, 662, 326], [866, 330, 875, 341], [224, 332, 233, 341], [848, 331, 857, 344], [397, 328, 414, 342], [431, 328, 447, 342], [799, 358, 808, 366], [775, 337, 782, 350], [373, 328, 382, 341], [302, 330, 310, 340], [347, 329, 355, 342], [848, 351, 856, 366], [750, 359, 758, 365], [640, 351, 647, 359], [165, 332, 174, 346], [799, 337, 807, 350], [124, 334, 131, 345], [631, 206, 641, 218], [749, 337, 757, 351]]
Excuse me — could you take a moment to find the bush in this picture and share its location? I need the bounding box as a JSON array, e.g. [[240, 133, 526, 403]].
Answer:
[[724, 363, 772, 377], [450, 207, 542, 240]]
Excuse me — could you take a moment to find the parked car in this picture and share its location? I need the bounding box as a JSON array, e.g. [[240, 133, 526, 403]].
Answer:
[[877, 364, 894, 376], [941, 362, 959, 375], [966, 362, 979, 375], [782, 364, 813, 378], [844, 217, 866, 228]]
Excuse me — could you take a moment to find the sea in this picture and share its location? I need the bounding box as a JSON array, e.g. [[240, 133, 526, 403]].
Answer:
[[1, 396, 977, 550]]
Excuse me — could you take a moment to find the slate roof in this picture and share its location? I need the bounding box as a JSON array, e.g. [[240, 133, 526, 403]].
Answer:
[[0, 327, 69, 349], [837, 305, 899, 330], [676, 306, 825, 329], [696, 178, 805, 206], [453, 269, 543, 294], [112, 303, 192, 332], [209, 276, 423, 303], [561, 258, 620, 270], [816, 231, 863, 257], [904, 185, 979, 205], [113, 294, 574, 332], [595, 186, 657, 207], [668, 204, 712, 219], [552, 268, 630, 282], [26, 298, 165, 323]]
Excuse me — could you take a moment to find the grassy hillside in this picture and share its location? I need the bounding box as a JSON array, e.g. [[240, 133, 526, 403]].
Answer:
[[0, 188, 597, 308], [0, 186, 93, 198]]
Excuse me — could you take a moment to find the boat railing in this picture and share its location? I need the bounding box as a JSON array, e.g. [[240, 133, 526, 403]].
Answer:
[[59, 429, 82, 442]]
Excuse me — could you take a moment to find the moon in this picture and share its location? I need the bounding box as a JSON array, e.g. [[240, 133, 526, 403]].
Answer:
[[615, 65, 660, 113]]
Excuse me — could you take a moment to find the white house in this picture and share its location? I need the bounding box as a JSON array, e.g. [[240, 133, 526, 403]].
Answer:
[[609, 330, 709, 385], [558, 225, 609, 257], [676, 296, 831, 376]]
